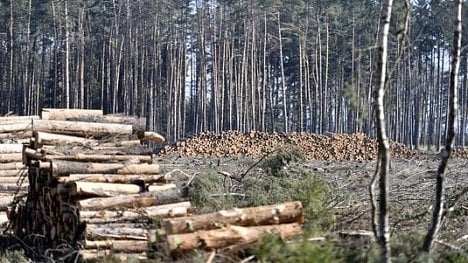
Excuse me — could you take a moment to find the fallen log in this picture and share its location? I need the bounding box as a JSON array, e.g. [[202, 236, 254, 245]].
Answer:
[[163, 201, 303, 234], [166, 223, 303, 254], [58, 173, 167, 184], [79, 187, 187, 210], [50, 160, 160, 176], [32, 120, 132, 138], [85, 240, 148, 253], [80, 202, 191, 223], [65, 182, 143, 197], [41, 108, 103, 120]]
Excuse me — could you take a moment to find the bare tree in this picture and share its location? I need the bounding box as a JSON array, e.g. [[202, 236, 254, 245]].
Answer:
[[422, 0, 462, 252], [372, 0, 393, 262]]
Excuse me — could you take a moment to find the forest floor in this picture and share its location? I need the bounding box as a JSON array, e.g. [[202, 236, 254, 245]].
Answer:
[[155, 153, 468, 255]]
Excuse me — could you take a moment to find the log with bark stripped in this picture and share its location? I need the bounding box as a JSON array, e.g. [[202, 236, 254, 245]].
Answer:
[[85, 240, 148, 253], [163, 201, 303, 234], [66, 115, 146, 132], [80, 202, 191, 223], [0, 162, 25, 170], [41, 108, 103, 120], [79, 187, 187, 210], [31, 152, 152, 164], [0, 153, 23, 163], [0, 122, 32, 133], [0, 115, 39, 123], [58, 173, 167, 184], [49, 160, 160, 176], [63, 181, 143, 197], [0, 144, 24, 153], [166, 223, 302, 254], [32, 120, 132, 138], [34, 131, 99, 146]]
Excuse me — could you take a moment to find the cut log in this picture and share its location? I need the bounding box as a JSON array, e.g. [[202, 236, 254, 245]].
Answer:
[[0, 153, 23, 163], [80, 202, 191, 223], [147, 184, 177, 192], [0, 196, 14, 211], [79, 187, 187, 210], [0, 169, 27, 177], [80, 250, 147, 261], [0, 211, 9, 226], [38, 153, 152, 164], [0, 177, 29, 184], [66, 182, 142, 197], [163, 201, 303, 234], [0, 144, 24, 153], [138, 131, 165, 143], [58, 173, 167, 184], [41, 108, 103, 120], [97, 140, 142, 147], [166, 223, 303, 254], [0, 115, 39, 123], [0, 131, 32, 139], [0, 184, 28, 193], [0, 162, 25, 170], [50, 160, 160, 176], [86, 225, 149, 240], [85, 240, 148, 253], [32, 120, 132, 138], [66, 115, 146, 132], [0, 122, 32, 133], [34, 131, 98, 146]]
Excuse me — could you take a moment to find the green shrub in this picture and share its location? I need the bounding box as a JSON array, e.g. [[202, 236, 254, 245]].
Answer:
[[242, 170, 335, 232], [189, 172, 237, 213], [260, 147, 306, 177], [253, 234, 343, 263]]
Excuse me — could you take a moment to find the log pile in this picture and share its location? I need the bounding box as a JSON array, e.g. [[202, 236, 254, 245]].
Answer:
[[4, 109, 184, 260], [0, 116, 36, 231], [158, 131, 418, 160], [159, 201, 304, 256]]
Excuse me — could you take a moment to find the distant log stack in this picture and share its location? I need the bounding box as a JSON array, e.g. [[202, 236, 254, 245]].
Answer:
[[3, 109, 175, 260], [158, 131, 419, 160]]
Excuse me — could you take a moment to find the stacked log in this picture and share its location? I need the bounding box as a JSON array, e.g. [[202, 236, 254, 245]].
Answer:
[[159, 201, 304, 256], [158, 131, 418, 160], [0, 116, 34, 231], [4, 109, 176, 260]]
